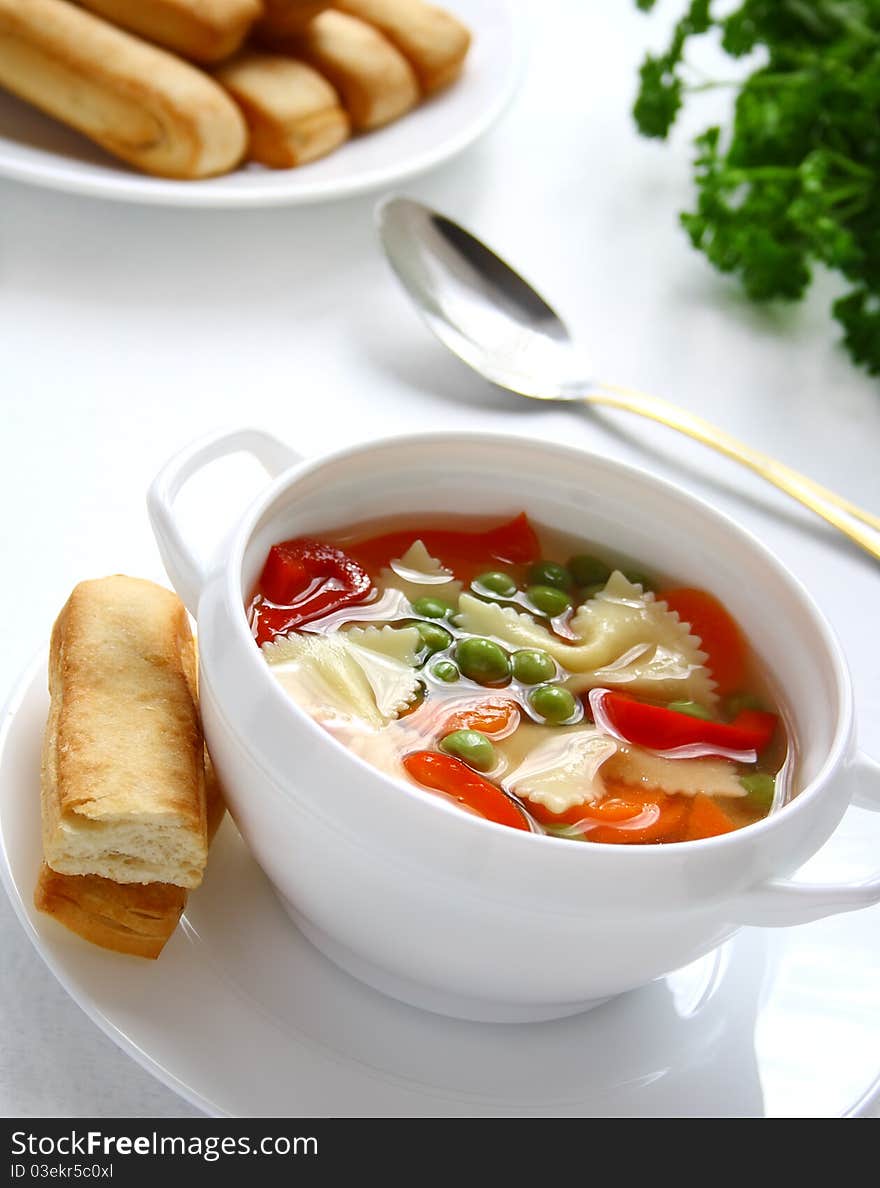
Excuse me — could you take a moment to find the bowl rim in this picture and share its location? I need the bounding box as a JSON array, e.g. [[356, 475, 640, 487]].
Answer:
[[212, 428, 855, 859]]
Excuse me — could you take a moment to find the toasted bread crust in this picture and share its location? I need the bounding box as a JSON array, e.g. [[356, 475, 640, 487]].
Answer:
[[0, 0, 247, 178], [42, 577, 208, 888], [216, 52, 350, 167], [333, 0, 471, 94], [34, 863, 187, 959], [35, 756, 225, 958], [78, 0, 263, 64], [266, 10, 419, 130], [257, 1, 332, 39]]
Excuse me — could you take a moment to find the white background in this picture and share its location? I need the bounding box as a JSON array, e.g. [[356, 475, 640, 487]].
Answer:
[[1, 0, 878, 1117]]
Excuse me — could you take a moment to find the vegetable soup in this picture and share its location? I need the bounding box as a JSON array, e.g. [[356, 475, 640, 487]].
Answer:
[[248, 514, 792, 844]]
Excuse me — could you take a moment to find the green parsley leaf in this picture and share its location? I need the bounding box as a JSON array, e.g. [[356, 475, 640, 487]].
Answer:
[[632, 0, 880, 375]]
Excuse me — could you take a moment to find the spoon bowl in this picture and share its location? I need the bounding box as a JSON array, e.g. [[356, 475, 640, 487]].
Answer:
[[378, 196, 591, 400], [377, 195, 880, 563]]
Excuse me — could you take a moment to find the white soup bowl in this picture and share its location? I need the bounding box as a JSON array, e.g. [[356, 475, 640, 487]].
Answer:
[[148, 429, 880, 1022]]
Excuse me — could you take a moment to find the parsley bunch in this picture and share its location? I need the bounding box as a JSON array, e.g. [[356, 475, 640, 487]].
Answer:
[[633, 0, 880, 375]]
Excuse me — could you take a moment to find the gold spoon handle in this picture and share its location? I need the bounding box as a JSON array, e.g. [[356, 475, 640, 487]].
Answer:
[[587, 382, 880, 563]]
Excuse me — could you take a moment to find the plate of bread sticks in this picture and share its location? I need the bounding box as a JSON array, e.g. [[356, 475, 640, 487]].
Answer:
[[0, 0, 521, 206]]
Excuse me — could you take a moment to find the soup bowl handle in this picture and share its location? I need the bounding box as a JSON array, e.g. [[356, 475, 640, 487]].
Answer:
[[147, 428, 301, 615], [734, 751, 880, 926]]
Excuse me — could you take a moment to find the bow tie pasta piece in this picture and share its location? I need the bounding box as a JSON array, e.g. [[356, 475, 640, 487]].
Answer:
[[263, 630, 421, 727], [454, 593, 568, 655], [566, 572, 716, 704], [456, 573, 715, 705], [504, 727, 618, 815], [605, 745, 747, 799], [263, 632, 383, 728], [380, 539, 463, 606], [347, 645, 423, 719], [347, 720, 427, 781], [344, 623, 422, 666], [569, 571, 708, 669], [566, 642, 716, 706], [307, 586, 410, 634]]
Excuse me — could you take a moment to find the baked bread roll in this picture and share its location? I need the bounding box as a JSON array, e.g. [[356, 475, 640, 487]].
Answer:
[[0, 0, 247, 179], [332, 0, 471, 94], [76, 0, 263, 64], [258, 1, 332, 38], [216, 53, 350, 167], [35, 757, 225, 959], [271, 10, 418, 130], [41, 577, 208, 888]]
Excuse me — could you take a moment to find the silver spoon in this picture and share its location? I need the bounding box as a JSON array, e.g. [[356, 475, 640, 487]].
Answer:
[[377, 196, 880, 563]]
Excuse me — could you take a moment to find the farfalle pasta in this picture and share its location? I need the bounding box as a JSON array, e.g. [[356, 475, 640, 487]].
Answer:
[[248, 515, 791, 845], [455, 573, 715, 704]]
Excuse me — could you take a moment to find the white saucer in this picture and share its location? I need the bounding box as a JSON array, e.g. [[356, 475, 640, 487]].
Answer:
[[0, 0, 520, 208], [3, 653, 879, 1117]]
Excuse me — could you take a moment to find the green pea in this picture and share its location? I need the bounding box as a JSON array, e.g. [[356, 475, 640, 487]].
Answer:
[[668, 700, 714, 721], [568, 554, 611, 587], [740, 773, 775, 807], [529, 684, 578, 724], [416, 621, 453, 655], [577, 583, 606, 602], [440, 729, 497, 773], [527, 560, 572, 590], [455, 637, 512, 686], [725, 692, 766, 716], [527, 585, 572, 617], [512, 648, 556, 685], [412, 595, 455, 620], [623, 570, 654, 591], [430, 659, 460, 683], [473, 571, 517, 598]]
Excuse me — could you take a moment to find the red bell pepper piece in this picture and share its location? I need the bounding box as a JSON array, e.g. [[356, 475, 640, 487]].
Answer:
[[596, 691, 777, 756], [344, 513, 541, 577], [481, 513, 541, 565], [403, 751, 532, 832], [251, 538, 372, 644]]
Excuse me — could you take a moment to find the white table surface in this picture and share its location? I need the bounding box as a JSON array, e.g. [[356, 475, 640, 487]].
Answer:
[[1, 0, 878, 1119]]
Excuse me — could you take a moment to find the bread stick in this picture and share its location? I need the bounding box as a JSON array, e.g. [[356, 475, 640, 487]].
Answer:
[[257, 1, 333, 39], [271, 9, 418, 130], [332, 0, 471, 94], [35, 756, 226, 959], [34, 865, 189, 959], [76, 0, 263, 64], [216, 52, 350, 167], [41, 576, 208, 888], [0, 0, 247, 179]]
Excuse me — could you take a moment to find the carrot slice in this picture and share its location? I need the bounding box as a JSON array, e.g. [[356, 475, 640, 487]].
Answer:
[[657, 587, 747, 696], [442, 698, 520, 737], [683, 794, 736, 841], [588, 789, 689, 845], [403, 751, 531, 831], [526, 796, 644, 828], [532, 784, 688, 843]]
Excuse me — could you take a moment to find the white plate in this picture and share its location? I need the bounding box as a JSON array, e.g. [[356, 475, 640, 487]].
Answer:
[[0, 0, 520, 208], [3, 653, 880, 1118]]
